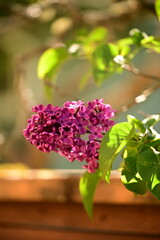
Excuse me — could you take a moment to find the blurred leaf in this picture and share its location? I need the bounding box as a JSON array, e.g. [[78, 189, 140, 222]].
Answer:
[[92, 43, 119, 86], [99, 122, 135, 179], [85, 27, 108, 44], [129, 28, 146, 46], [143, 114, 160, 129], [79, 170, 101, 219], [116, 37, 134, 48], [37, 46, 67, 80], [155, 0, 160, 21], [141, 36, 160, 53]]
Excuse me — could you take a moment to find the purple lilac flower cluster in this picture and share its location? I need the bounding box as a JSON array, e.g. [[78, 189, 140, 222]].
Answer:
[[23, 99, 115, 172]]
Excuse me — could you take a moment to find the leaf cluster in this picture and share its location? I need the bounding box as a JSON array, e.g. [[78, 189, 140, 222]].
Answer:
[[79, 115, 160, 218], [37, 26, 160, 97]]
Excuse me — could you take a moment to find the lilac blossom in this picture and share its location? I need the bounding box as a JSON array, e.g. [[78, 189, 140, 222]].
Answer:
[[23, 99, 115, 173]]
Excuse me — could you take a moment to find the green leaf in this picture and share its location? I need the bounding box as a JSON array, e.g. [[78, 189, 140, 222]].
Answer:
[[143, 114, 160, 129], [155, 0, 160, 21], [127, 115, 146, 133], [137, 148, 160, 182], [148, 170, 160, 200], [37, 47, 67, 80], [141, 36, 160, 53], [92, 43, 119, 86], [116, 37, 134, 48], [129, 28, 146, 46], [99, 122, 135, 179], [121, 173, 147, 195], [122, 156, 137, 182], [79, 170, 101, 219], [85, 27, 108, 44]]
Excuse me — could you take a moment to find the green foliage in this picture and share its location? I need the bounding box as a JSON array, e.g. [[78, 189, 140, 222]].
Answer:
[[37, 27, 160, 92], [99, 122, 135, 180], [80, 114, 160, 218], [155, 0, 160, 21], [37, 47, 67, 81], [79, 169, 101, 219], [36, 25, 160, 218], [92, 43, 119, 86]]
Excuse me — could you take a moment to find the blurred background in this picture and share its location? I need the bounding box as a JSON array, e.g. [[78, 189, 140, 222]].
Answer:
[[0, 0, 160, 170]]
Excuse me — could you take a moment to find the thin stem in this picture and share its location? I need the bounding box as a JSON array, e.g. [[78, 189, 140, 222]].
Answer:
[[44, 80, 79, 101], [122, 63, 160, 83]]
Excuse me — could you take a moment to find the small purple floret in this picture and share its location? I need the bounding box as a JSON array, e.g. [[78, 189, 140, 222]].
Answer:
[[23, 99, 115, 173]]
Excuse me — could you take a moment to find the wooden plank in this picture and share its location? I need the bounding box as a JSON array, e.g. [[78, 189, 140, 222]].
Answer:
[[0, 202, 159, 235], [0, 170, 159, 204], [0, 226, 159, 240]]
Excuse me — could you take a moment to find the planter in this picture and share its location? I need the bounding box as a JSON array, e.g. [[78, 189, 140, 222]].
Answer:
[[0, 169, 159, 240]]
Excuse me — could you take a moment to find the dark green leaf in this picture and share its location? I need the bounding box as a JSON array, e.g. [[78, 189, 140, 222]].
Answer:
[[79, 170, 101, 219], [148, 169, 160, 200], [37, 47, 67, 80], [129, 28, 146, 46], [121, 174, 147, 195], [122, 156, 137, 182], [99, 122, 135, 180], [137, 148, 160, 182]]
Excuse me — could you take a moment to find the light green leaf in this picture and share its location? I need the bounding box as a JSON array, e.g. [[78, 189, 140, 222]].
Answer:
[[99, 122, 135, 179], [92, 43, 119, 86], [37, 47, 67, 80], [143, 114, 160, 129], [127, 115, 146, 133], [155, 0, 160, 21], [79, 170, 101, 219], [85, 27, 108, 44], [141, 36, 160, 53]]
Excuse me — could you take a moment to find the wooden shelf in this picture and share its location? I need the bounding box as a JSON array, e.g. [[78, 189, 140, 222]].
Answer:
[[0, 170, 159, 240]]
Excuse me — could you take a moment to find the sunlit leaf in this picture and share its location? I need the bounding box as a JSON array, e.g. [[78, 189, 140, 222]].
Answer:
[[127, 115, 146, 133], [99, 122, 135, 179], [116, 37, 134, 48], [79, 170, 101, 219], [85, 27, 108, 44], [92, 43, 119, 86], [143, 114, 160, 129], [37, 47, 67, 80], [141, 36, 160, 53], [148, 170, 160, 200], [121, 173, 147, 195], [155, 0, 160, 21], [129, 28, 147, 46]]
